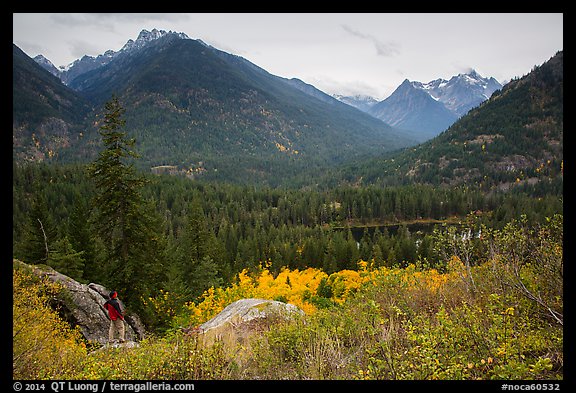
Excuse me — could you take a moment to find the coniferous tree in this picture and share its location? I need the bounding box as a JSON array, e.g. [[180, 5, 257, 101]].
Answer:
[[358, 228, 372, 261], [68, 196, 98, 281], [87, 95, 165, 312], [372, 243, 384, 267], [190, 256, 223, 298], [323, 236, 338, 274], [344, 229, 360, 269], [47, 236, 85, 280], [15, 193, 58, 265], [176, 199, 223, 297]]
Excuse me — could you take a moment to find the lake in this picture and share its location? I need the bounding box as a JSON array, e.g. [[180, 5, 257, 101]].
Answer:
[[335, 219, 464, 242]]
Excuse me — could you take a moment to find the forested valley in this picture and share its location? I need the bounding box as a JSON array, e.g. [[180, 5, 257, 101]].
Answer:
[[12, 110, 563, 379], [12, 158, 562, 313], [12, 49, 563, 382]]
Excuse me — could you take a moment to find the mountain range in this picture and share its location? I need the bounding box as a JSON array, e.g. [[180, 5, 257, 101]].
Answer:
[[332, 71, 502, 142], [14, 28, 561, 190], [34, 29, 192, 86], [332, 94, 380, 113], [33, 28, 502, 145], [339, 51, 563, 190], [14, 29, 416, 186]]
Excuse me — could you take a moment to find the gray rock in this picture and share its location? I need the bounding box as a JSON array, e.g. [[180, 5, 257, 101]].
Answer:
[[197, 298, 304, 347], [16, 261, 145, 345]]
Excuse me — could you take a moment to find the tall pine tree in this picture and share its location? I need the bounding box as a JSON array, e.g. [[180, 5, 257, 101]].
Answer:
[[87, 95, 165, 313]]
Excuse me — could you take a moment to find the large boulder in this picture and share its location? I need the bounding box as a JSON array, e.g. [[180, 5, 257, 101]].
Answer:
[[196, 298, 304, 347], [14, 260, 145, 345]]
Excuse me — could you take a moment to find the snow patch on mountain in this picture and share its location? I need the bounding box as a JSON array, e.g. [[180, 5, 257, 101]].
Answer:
[[333, 94, 379, 113], [33, 54, 61, 77], [408, 70, 502, 117], [34, 29, 191, 86], [120, 29, 190, 54]]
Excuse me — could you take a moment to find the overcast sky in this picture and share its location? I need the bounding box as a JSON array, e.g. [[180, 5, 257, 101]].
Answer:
[[12, 13, 563, 100]]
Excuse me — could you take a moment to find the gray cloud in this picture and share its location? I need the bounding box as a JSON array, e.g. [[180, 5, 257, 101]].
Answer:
[[68, 39, 107, 60], [307, 75, 386, 100], [49, 13, 190, 31], [90, 13, 191, 23], [342, 24, 400, 57], [17, 41, 44, 56], [50, 14, 116, 31]]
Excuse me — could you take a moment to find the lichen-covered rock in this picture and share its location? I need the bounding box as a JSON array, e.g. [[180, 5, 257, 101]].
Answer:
[[197, 298, 304, 347], [15, 260, 144, 345]]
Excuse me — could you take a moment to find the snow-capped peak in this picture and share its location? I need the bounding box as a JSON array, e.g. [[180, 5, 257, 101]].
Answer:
[[332, 93, 379, 113], [33, 54, 54, 67], [464, 68, 480, 78], [333, 93, 378, 102], [57, 28, 190, 71], [394, 70, 502, 117], [451, 69, 492, 87], [120, 28, 190, 53], [35, 28, 191, 85], [33, 54, 62, 77]]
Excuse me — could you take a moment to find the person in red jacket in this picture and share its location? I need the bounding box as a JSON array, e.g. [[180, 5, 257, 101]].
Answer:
[[103, 290, 125, 343]]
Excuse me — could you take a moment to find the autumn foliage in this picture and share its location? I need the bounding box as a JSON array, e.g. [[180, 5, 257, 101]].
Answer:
[[12, 215, 563, 380], [12, 264, 87, 379], [170, 263, 373, 329]]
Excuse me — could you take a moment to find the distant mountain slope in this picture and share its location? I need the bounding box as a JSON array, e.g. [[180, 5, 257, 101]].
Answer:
[[368, 71, 502, 141], [13, 44, 92, 163], [416, 70, 502, 117], [333, 94, 379, 113], [33, 29, 191, 86], [283, 78, 344, 106], [340, 51, 563, 190], [16, 30, 416, 186], [369, 79, 459, 141]]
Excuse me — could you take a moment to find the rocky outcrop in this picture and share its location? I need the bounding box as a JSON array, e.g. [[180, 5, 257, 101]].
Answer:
[[15, 261, 145, 345], [15, 261, 303, 351], [196, 298, 304, 347]]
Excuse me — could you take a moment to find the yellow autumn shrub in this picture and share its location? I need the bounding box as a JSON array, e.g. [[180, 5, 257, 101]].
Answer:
[[13, 262, 87, 379], [176, 266, 327, 328], [177, 260, 401, 329]]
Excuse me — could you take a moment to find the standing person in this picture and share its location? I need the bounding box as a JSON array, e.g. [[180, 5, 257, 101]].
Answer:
[[103, 290, 125, 343]]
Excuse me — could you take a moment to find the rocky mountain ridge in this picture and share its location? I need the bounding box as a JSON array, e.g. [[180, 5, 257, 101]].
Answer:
[[367, 70, 502, 141], [414, 69, 502, 116], [16, 29, 414, 186], [340, 51, 563, 189], [35, 29, 191, 86], [34, 28, 501, 142]]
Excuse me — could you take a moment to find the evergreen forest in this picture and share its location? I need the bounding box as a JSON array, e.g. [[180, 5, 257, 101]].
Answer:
[[12, 70, 563, 382], [12, 50, 564, 382]]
